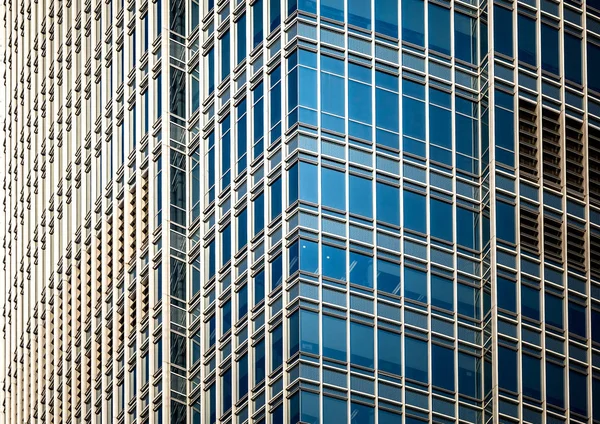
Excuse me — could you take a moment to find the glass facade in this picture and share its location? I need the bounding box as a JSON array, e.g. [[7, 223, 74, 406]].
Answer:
[[3, 0, 600, 423]]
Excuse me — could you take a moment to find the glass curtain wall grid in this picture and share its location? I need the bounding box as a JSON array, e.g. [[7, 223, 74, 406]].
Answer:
[[2, 0, 600, 423]]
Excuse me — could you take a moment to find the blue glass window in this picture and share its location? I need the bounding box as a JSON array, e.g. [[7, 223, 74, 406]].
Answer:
[[458, 352, 481, 398], [498, 346, 517, 392], [350, 322, 374, 368], [238, 284, 248, 320], [428, 4, 450, 55], [431, 274, 454, 312], [255, 339, 265, 384], [253, 0, 263, 48], [378, 329, 401, 375], [253, 192, 264, 236], [376, 182, 400, 226], [323, 396, 347, 423], [541, 23, 560, 75], [271, 177, 282, 220], [588, 42, 600, 93], [494, 6, 513, 57], [497, 277, 516, 313], [404, 266, 427, 303], [349, 175, 372, 218], [271, 254, 283, 290], [458, 283, 480, 320], [348, 0, 371, 30], [569, 301, 587, 338], [546, 361, 564, 408], [236, 14, 246, 65], [495, 200, 515, 244], [237, 208, 247, 251], [252, 82, 265, 159], [405, 336, 428, 383], [351, 403, 374, 424], [377, 259, 401, 295], [375, 0, 398, 38], [221, 224, 231, 266], [221, 30, 230, 81], [222, 368, 232, 413], [222, 299, 231, 335], [518, 14, 536, 66], [254, 269, 265, 306], [522, 354, 541, 400], [545, 292, 563, 329], [272, 324, 283, 371], [521, 285, 539, 321], [457, 207, 479, 250], [349, 252, 373, 288], [404, 191, 426, 233], [432, 344, 454, 391], [323, 315, 346, 361], [270, 0, 280, 31], [565, 33, 582, 84], [236, 99, 247, 174], [322, 167, 346, 211], [455, 12, 477, 64], [322, 244, 346, 281], [270, 66, 282, 143], [238, 354, 248, 400], [321, 0, 344, 22], [570, 370, 588, 416], [402, 0, 424, 46], [430, 198, 453, 243]]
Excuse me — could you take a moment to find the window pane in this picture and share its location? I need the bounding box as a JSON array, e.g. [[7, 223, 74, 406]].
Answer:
[[432, 344, 454, 391], [377, 182, 400, 225], [323, 315, 347, 361], [375, 0, 398, 38], [431, 274, 454, 312], [428, 4, 450, 55], [348, 0, 371, 30], [350, 322, 374, 368], [405, 337, 428, 383], [404, 190, 426, 233], [349, 175, 373, 218], [378, 329, 401, 375], [405, 266, 427, 303], [349, 251, 373, 288], [518, 14, 536, 66], [377, 259, 401, 295], [322, 167, 346, 211], [541, 24, 560, 75], [323, 245, 346, 281], [402, 0, 424, 46], [522, 354, 541, 400], [494, 6, 513, 57]]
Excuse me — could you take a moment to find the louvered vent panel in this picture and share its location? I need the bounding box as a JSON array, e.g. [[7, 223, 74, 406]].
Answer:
[[543, 216, 563, 264], [542, 109, 562, 189], [565, 117, 584, 199], [519, 99, 538, 182]]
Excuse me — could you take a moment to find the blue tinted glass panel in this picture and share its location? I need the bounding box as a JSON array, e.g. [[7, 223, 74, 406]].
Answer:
[[430, 198, 453, 242], [349, 175, 373, 218], [518, 14, 536, 66], [377, 259, 401, 295], [349, 251, 373, 288], [405, 337, 428, 383], [432, 344, 454, 390], [404, 266, 427, 303], [402, 0, 424, 46], [375, 0, 398, 38], [351, 322, 374, 368], [378, 329, 401, 375], [324, 397, 347, 423], [570, 370, 588, 416], [321, 0, 344, 22], [323, 315, 347, 361], [431, 274, 454, 312], [565, 33, 582, 84], [455, 12, 477, 64], [522, 354, 541, 400], [541, 24, 560, 75], [348, 0, 371, 29], [428, 4, 450, 55], [498, 346, 517, 392], [322, 167, 346, 211], [377, 182, 400, 226], [323, 245, 346, 281], [403, 191, 426, 233], [494, 6, 513, 57]]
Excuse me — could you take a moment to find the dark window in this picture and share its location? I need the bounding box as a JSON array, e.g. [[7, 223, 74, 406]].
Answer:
[[405, 336, 428, 383], [518, 14, 536, 66], [494, 6, 513, 57], [378, 329, 401, 375], [432, 344, 455, 391]]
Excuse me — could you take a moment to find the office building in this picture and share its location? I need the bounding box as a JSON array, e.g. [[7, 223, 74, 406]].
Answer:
[[2, 0, 600, 423]]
